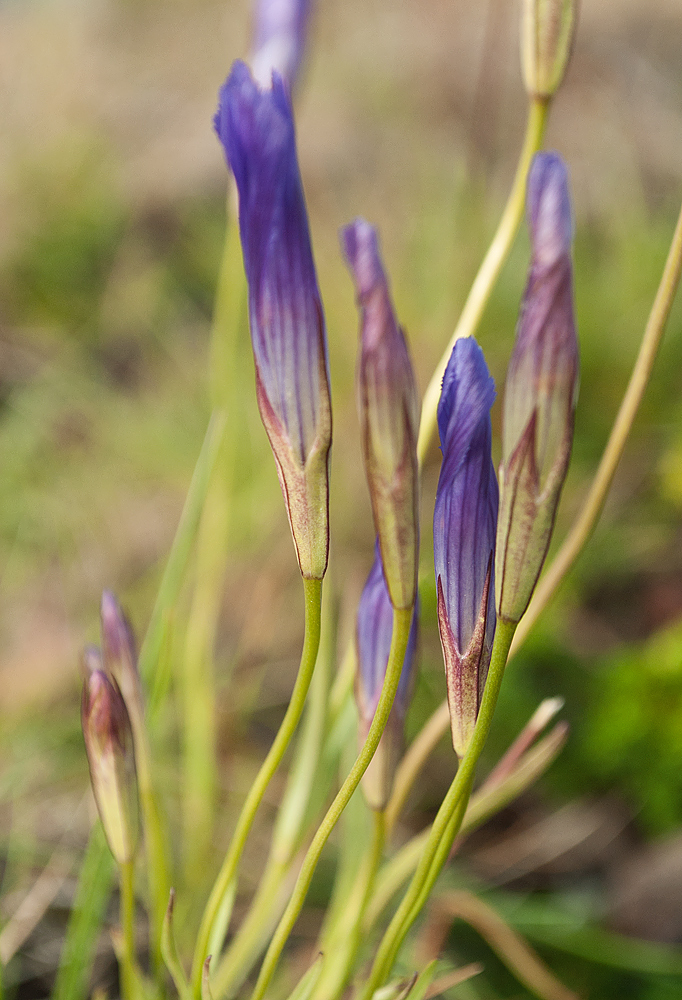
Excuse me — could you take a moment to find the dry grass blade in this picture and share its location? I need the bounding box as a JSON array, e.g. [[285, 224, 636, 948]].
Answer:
[[419, 891, 579, 1000]]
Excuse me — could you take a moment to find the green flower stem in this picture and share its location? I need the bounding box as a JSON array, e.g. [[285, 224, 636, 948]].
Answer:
[[360, 619, 516, 1000], [212, 584, 334, 999], [190, 577, 324, 998], [249, 605, 414, 1000], [119, 860, 137, 1000], [313, 809, 386, 1000], [417, 96, 549, 465]]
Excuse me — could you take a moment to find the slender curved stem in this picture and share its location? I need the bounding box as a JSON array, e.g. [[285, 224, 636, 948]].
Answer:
[[359, 620, 516, 999], [313, 810, 386, 1000], [249, 606, 414, 1000], [417, 97, 549, 465], [190, 577, 323, 997], [509, 196, 682, 658]]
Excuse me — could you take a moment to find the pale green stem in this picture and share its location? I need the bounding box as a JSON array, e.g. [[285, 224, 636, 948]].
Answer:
[[119, 860, 136, 1000], [417, 97, 549, 465], [190, 577, 324, 997], [359, 619, 516, 999], [313, 810, 386, 1000], [249, 606, 414, 1000], [212, 582, 333, 999]]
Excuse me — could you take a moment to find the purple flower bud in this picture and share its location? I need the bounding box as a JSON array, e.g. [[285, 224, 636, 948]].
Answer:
[[215, 61, 332, 579], [81, 650, 138, 865], [342, 219, 420, 610], [355, 546, 418, 809], [100, 591, 143, 724], [434, 338, 498, 758], [496, 152, 579, 624], [250, 0, 312, 94]]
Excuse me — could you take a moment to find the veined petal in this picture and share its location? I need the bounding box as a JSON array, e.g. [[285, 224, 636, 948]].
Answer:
[[434, 338, 498, 656], [355, 545, 419, 808], [342, 218, 420, 609], [215, 61, 331, 578], [497, 152, 579, 622], [433, 338, 498, 755], [215, 61, 330, 467]]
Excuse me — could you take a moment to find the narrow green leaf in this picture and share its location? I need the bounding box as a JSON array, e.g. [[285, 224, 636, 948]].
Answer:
[[52, 824, 114, 1000]]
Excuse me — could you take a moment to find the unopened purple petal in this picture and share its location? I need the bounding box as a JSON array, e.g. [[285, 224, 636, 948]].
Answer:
[[434, 338, 498, 657], [356, 545, 418, 720], [251, 0, 312, 92], [215, 61, 328, 465], [526, 152, 573, 269]]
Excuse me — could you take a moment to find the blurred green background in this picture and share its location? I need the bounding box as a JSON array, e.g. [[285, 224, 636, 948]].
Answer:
[[1, 0, 682, 997]]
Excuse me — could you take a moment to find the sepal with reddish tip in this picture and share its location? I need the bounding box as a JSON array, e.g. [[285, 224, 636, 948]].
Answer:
[[342, 218, 420, 609], [433, 338, 498, 758], [215, 61, 331, 579], [437, 556, 493, 758], [496, 152, 579, 624], [81, 650, 139, 865], [521, 0, 578, 99], [355, 547, 418, 809]]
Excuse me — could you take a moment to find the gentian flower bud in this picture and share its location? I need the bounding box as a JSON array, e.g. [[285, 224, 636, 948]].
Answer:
[[342, 219, 420, 610], [521, 0, 578, 99], [250, 0, 311, 94], [81, 648, 139, 865], [433, 338, 498, 759], [100, 590, 143, 724], [215, 61, 332, 579], [355, 547, 418, 810], [496, 152, 579, 624]]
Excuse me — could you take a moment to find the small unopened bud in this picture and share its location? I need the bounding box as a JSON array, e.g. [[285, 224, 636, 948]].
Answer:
[[496, 152, 579, 624], [433, 339, 498, 758], [100, 591, 143, 724], [215, 62, 331, 580], [342, 218, 420, 610], [81, 650, 138, 865], [355, 547, 418, 810], [521, 0, 578, 99]]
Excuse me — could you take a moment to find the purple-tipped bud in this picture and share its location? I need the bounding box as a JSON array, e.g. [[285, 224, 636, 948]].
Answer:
[[355, 547, 418, 809], [100, 591, 143, 724], [342, 219, 420, 610], [521, 0, 578, 99], [496, 152, 579, 624], [434, 338, 498, 758], [81, 649, 138, 865], [250, 0, 312, 94], [215, 61, 331, 580]]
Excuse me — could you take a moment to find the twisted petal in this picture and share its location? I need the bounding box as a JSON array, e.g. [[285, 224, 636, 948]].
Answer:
[[342, 218, 420, 609], [251, 0, 312, 92], [355, 545, 419, 808], [497, 152, 579, 622], [433, 338, 498, 756], [215, 61, 330, 467], [215, 61, 331, 578], [356, 545, 418, 723]]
